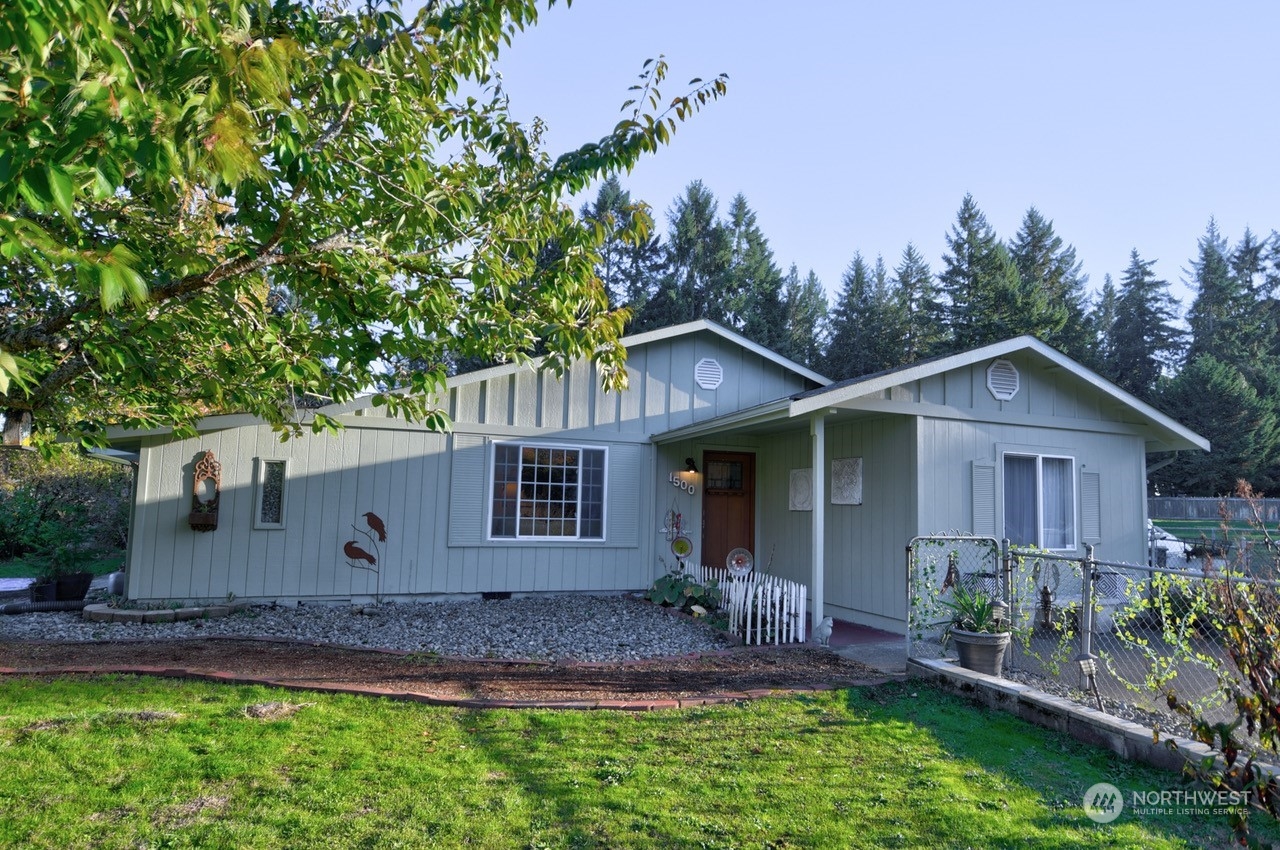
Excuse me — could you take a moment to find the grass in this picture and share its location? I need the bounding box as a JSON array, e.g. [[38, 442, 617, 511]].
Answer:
[[0, 550, 123, 580], [1, 677, 1273, 848]]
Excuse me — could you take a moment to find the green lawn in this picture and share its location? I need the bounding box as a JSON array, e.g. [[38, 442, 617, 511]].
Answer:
[[0, 676, 1270, 848], [0, 551, 123, 580]]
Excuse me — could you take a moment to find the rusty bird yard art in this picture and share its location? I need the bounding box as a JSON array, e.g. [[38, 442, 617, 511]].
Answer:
[[343, 540, 377, 566], [363, 511, 387, 542]]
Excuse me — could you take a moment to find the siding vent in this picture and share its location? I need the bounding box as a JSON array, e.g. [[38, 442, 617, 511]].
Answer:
[[694, 358, 724, 390], [986, 359, 1020, 401]]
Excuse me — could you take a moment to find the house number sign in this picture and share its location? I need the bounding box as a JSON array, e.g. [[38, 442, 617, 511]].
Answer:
[[668, 472, 696, 495]]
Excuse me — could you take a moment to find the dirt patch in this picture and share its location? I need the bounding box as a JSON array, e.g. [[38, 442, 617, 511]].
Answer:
[[0, 638, 887, 703]]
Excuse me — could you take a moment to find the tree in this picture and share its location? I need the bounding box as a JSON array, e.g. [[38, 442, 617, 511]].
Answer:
[[938, 194, 1042, 351], [1086, 274, 1119, 375], [779, 266, 828, 370], [632, 181, 731, 332], [893, 242, 944, 361], [1184, 219, 1252, 367], [1007, 207, 1090, 359], [1151, 356, 1280, 495], [578, 177, 663, 317], [724, 194, 786, 350], [1105, 250, 1184, 403], [824, 253, 902, 379], [0, 0, 726, 445]]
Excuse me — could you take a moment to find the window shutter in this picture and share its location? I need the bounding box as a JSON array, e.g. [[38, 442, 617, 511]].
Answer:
[[971, 460, 997, 537], [448, 434, 489, 546], [606, 443, 643, 547], [1081, 470, 1102, 543]]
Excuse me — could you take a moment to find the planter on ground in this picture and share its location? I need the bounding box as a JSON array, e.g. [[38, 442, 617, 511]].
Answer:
[[951, 628, 1012, 676], [55, 571, 94, 601], [28, 581, 57, 603]]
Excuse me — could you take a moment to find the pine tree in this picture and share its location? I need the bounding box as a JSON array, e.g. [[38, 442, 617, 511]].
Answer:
[[1152, 355, 1280, 496], [1087, 274, 1119, 375], [1184, 219, 1250, 366], [938, 194, 1042, 351], [578, 177, 663, 319], [780, 265, 829, 369], [893, 242, 944, 361], [1008, 207, 1090, 359], [632, 181, 730, 332], [724, 194, 787, 349], [1106, 250, 1184, 403], [824, 253, 902, 379]]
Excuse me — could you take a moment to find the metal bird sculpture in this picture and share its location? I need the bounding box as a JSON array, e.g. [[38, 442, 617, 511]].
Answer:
[[344, 540, 376, 565], [363, 511, 387, 542]]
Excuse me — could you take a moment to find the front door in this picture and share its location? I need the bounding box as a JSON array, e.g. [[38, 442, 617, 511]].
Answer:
[[701, 451, 755, 569]]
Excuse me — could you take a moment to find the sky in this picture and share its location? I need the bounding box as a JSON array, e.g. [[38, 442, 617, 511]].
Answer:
[[487, 1, 1280, 309]]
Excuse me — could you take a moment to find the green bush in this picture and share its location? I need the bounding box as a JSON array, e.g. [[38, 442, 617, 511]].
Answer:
[[646, 568, 722, 615], [0, 449, 132, 561]]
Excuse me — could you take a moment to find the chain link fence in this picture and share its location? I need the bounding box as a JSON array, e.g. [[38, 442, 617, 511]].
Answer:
[[908, 535, 1275, 728]]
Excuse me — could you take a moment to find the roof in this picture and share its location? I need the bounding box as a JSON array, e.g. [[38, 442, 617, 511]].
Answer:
[[654, 336, 1210, 453]]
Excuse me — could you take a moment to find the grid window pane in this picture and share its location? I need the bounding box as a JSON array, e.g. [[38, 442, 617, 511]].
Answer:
[[492, 444, 605, 540]]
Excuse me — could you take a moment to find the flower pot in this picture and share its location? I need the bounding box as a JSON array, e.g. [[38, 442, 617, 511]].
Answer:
[[951, 628, 1011, 677], [189, 510, 219, 532], [55, 571, 94, 601], [29, 581, 57, 603]]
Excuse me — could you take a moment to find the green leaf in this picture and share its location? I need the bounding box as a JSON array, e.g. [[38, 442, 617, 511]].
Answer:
[[47, 166, 74, 221]]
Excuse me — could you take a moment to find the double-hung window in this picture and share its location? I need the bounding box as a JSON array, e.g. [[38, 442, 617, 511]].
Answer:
[[490, 444, 606, 540], [1003, 453, 1075, 550]]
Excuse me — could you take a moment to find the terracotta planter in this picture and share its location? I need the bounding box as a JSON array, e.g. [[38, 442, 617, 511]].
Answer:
[[951, 628, 1011, 677], [55, 571, 94, 601]]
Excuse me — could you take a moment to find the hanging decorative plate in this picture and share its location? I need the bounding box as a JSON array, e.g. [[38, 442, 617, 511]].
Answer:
[[670, 536, 693, 559]]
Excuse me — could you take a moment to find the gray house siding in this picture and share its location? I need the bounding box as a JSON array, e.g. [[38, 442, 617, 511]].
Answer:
[[124, 330, 815, 603], [915, 418, 1148, 565]]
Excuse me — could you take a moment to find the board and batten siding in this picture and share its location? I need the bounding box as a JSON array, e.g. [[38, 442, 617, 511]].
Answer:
[[915, 418, 1148, 565], [124, 332, 814, 602]]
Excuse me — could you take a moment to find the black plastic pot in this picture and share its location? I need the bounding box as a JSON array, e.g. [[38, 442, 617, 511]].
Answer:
[[55, 571, 94, 601], [28, 581, 57, 603]]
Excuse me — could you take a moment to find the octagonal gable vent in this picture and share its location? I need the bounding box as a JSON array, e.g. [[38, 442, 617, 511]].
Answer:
[[986, 359, 1020, 401], [694, 358, 723, 390]]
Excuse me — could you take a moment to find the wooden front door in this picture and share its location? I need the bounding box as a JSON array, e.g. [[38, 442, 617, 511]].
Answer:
[[701, 451, 755, 569]]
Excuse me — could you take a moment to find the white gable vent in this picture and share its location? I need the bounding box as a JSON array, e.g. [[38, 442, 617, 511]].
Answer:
[[694, 358, 723, 390], [986, 359, 1020, 401]]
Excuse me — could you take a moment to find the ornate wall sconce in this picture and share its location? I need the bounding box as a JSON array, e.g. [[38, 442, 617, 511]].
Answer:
[[189, 450, 222, 532]]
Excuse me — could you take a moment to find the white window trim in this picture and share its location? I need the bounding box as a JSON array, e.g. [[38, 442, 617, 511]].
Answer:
[[1001, 450, 1077, 551], [487, 442, 609, 542], [253, 457, 289, 530]]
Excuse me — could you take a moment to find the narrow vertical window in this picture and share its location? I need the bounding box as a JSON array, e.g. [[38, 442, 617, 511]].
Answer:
[[255, 458, 288, 529], [1003, 453, 1075, 550]]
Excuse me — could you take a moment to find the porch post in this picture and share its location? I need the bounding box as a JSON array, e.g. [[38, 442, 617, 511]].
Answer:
[[811, 412, 826, 626]]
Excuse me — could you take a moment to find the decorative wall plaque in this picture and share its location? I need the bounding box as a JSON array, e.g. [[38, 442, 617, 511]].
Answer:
[[831, 457, 864, 505], [189, 450, 222, 532]]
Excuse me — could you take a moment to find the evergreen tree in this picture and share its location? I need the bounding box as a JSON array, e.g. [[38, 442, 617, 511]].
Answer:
[[632, 181, 731, 332], [938, 194, 1042, 351], [780, 265, 829, 370], [1152, 355, 1280, 496], [1087, 274, 1119, 375], [1184, 219, 1251, 367], [1106, 250, 1184, 403], [824, 253, 902, 379], [893, 242, 944, 361], [578, 177, 663, 317], [1008, 207, 1090, 358], [724, 194, 787, 349]]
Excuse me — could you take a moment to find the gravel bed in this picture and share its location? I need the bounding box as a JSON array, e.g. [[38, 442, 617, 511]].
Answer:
[[0, 594, 736, 662]]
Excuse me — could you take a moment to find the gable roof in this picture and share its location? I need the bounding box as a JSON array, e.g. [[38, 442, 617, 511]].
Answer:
[[319, 319, 830, 416], [655, 336, 1209, 453]]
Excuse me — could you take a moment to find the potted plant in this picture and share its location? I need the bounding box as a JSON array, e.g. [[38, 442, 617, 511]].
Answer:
[[26, 521, 94, 602], [942, 582, 1012, 676]]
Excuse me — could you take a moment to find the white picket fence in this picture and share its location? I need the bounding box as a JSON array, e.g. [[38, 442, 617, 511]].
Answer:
[[683, 564, 808, 645]]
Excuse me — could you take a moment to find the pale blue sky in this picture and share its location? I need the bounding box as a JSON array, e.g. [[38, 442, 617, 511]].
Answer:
[[487, 1, 1280, 309]]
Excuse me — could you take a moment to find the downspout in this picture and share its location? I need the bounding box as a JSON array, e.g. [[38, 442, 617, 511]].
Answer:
[[811, 412, 827, 626]]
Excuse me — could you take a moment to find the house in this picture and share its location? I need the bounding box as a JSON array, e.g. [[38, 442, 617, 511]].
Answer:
[[105, 321, 1207, 633]]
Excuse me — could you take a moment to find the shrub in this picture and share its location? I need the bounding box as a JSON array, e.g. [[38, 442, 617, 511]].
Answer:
[[0, 449, 132, 560], [646, 567, 722, 616]]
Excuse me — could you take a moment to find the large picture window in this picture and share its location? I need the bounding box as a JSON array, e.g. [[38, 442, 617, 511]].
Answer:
[[1004, 453, 1075, 550], [490, 444, 606, 540]]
